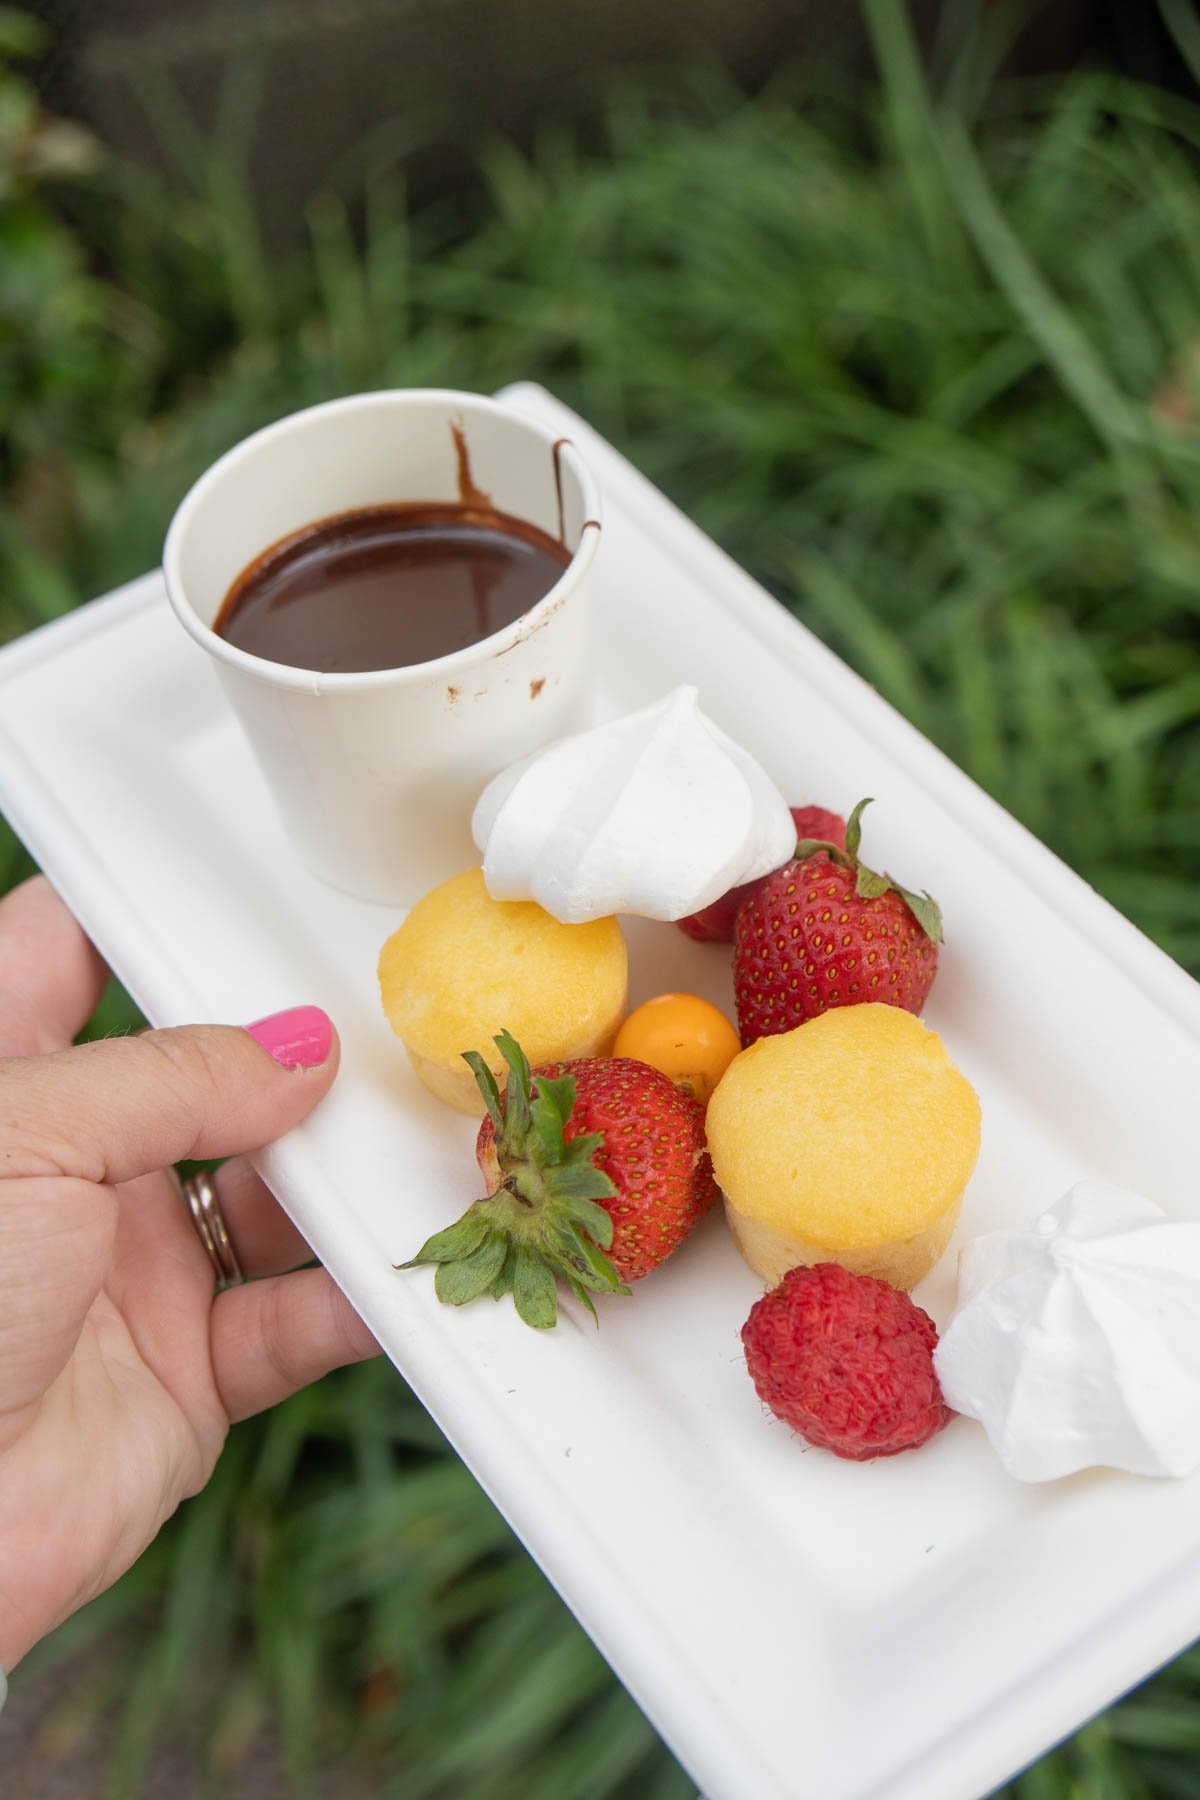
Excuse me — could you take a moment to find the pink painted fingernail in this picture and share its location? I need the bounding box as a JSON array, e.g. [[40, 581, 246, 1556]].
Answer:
[[244, 1005, 333, 1069]]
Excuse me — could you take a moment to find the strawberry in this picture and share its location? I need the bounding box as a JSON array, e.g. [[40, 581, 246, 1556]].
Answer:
[[402, 1030, 717, 1328], [787, 804, 849, 856], [676, 805, 848, 943], [733, 798, 941, 1044], [742, 1262, 951, 1460]]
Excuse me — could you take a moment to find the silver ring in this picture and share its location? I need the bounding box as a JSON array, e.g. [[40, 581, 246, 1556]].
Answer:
[[180, 1169, 246, 1289]]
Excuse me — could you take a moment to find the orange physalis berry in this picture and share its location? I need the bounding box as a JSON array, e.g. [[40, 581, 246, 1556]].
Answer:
[[612, 993, 742, 1108]]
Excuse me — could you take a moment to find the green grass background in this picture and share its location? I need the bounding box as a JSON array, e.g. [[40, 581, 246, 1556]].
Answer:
[[5, 0, 1200, 1791]]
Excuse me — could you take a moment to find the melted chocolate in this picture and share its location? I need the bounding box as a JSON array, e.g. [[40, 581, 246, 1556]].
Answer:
[[214, 501, 571, 674]]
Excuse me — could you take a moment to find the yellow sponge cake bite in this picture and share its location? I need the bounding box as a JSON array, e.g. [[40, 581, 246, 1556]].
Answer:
[[706, 1003, 981, 1290], [378, 866, 628, 1113]]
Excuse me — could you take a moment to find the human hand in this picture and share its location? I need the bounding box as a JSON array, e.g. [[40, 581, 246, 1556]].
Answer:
[[0, 877, 379, 1671]]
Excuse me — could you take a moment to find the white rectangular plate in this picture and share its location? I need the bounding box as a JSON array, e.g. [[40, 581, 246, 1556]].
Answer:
[[3, 385, 1200, 1800]]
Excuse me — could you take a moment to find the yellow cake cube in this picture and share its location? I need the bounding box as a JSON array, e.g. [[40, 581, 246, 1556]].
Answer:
[[706, 1003, 981, 1290], [378, 866, 628, 1113]]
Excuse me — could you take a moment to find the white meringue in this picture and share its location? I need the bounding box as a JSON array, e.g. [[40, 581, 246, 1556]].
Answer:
[[471, 685, 796, 924], [935, 1181, 1200, 1482]]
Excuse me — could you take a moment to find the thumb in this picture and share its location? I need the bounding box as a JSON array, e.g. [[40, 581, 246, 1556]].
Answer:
[[0, 1007, 338, 1185]]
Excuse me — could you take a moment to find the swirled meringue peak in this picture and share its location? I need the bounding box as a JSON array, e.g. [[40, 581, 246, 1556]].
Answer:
[[472, 685, 796, 924], [934, 1180, 1200, 1482]]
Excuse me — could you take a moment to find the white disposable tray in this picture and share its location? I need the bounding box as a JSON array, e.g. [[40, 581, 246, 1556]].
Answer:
[[3, 383, 1200, 1800]]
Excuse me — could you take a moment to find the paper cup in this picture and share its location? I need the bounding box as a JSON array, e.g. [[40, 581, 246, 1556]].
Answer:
[[163, 389, 601, 904]]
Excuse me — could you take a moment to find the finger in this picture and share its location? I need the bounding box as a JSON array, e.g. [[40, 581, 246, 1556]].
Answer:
[[0, 1008, 338, 1185], [0, 877, 109, 1057], [194, 1158, 314, 1280], [210, 1267, 380, 1422]]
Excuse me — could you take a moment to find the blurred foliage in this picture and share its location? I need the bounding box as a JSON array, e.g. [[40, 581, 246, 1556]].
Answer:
[[19, 1362, 693, 1800], [5, 0, 1200, 1793]]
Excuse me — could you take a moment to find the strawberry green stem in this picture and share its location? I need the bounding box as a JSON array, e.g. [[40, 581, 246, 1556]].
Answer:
[[399, 1029, 629, 1329], [794, 797, 944, 945]]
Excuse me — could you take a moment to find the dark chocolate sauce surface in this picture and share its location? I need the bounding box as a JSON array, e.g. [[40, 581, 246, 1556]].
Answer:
[[214, 502, 572, 674]]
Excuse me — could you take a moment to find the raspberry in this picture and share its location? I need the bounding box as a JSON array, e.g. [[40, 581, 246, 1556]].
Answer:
[[741, 1263, 952, 1460]]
